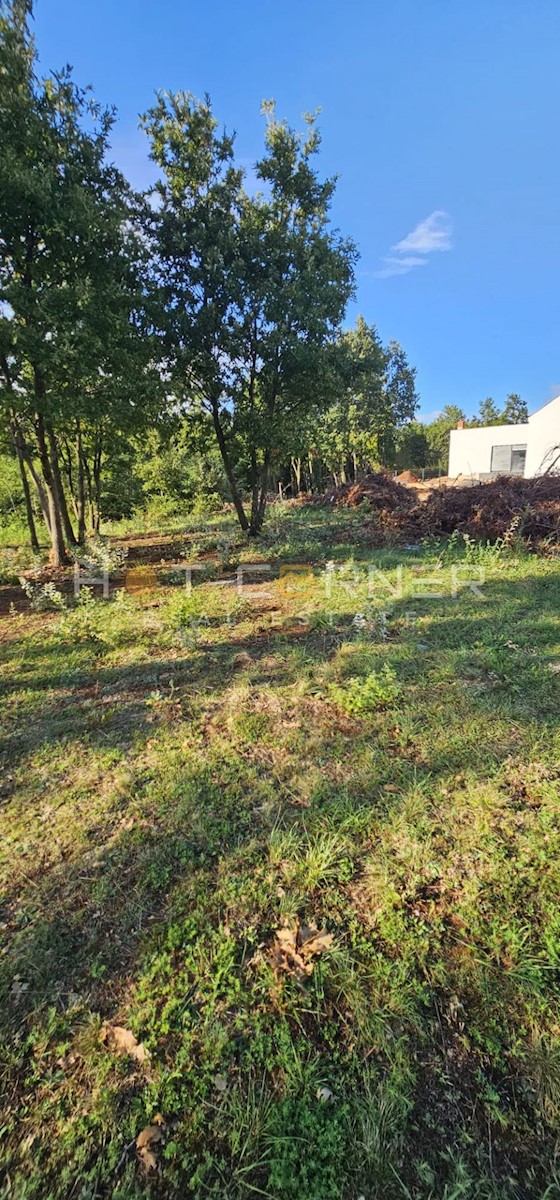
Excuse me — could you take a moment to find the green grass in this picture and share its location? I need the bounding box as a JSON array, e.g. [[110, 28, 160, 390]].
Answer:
[[1, 505, 560, 1198]]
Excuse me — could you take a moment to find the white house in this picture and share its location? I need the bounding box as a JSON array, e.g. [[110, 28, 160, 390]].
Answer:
[[448, 394, 560, 479]]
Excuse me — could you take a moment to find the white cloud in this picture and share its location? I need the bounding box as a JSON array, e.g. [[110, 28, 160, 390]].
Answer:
[[376, 210, 453, 278], [376, 255, 428, 279], [394, 210, 453, 255]]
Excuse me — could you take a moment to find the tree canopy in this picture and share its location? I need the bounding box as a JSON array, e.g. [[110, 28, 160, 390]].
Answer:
[[0, 3, 423, 546], [0, 0, 159, 561], [142, 92, 357, 533]]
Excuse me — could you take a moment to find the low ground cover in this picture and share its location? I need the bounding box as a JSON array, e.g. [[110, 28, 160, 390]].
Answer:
[[1, 506, 559, 1198]]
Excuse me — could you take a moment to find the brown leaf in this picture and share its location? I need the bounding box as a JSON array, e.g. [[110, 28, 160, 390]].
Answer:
[[299, 927, 334, 957], [136, 1123, 164, 1150], [276, 927, 297, 950], [136, 1118, 165, 1175], [100, 1023, 150, 1065], [269, 922, 333, 981], [137, 1146, 158, 1174]]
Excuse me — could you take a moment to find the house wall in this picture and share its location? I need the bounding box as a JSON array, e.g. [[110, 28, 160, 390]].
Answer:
[[525, 394, 560, 476], [447, 395, 560, 478], [448, 424, 529, 478]]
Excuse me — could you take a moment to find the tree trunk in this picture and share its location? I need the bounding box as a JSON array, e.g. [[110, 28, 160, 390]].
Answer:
[[250, 451, 260, 533], [14, 433, 39, 551], [47, 424, 77, 547], [307, 454, 314, 493], [34, 411, 67, 566], [83, 454, 95, 533], [19, 436, 52, 537], [1, 369, 41, 551], [249, 450, 271, 536], [60, 437, 79, 520], [76, 421, 86, 543], [92, 429, 103, 533], [211, 401, 249, 532]]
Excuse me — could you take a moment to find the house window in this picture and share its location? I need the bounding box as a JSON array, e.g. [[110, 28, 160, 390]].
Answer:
[[490, 444, 527, 474], [510, 445, 527, 474]]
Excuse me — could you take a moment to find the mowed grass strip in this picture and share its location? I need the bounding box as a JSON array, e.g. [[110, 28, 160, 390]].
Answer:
[[0, 509, 560, 1199]]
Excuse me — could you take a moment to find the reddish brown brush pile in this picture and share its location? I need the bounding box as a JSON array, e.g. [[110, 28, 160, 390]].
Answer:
[[420, 475, 560, 543], [307, 471, 560, 547], [310, 472, 416, 511], [395, 469, 421, 485]]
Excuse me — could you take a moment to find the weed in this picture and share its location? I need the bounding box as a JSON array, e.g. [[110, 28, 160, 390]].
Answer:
[[75, 535, 128, 573], [329, 662, 400, 714], [19, 578, 66, 611]]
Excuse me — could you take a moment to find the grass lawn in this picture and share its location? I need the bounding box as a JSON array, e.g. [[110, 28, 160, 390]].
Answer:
[[1, 505, 560, 1198]]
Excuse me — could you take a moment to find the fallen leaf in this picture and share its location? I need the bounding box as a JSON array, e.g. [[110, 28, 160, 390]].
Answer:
[[100, 1023, 150, 1065], [136, 1116, 165, 1175], [269, 921, 333, 981], [299, 927, 334, 957]]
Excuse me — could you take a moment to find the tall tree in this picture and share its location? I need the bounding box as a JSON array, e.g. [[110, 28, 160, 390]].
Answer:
[[426, 404, 466, 471], [381, 339, 419, 463], [0, 0, 157, 562], [477, 396, 503, 425], [312, 318, 418, 482], [142, 93, 356, 534], [503, 392, 529, 423], [395, 421, 429, 471], [313, 318, 386, 483]]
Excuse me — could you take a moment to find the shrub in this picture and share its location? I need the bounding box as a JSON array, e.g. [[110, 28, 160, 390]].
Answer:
[[75, 536, 128, 574], [19, 579, 66, 611], [0, 547, 43, 584]]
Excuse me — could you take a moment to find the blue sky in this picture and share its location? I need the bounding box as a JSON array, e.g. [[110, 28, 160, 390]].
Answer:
[[33, 0, 560, 420]]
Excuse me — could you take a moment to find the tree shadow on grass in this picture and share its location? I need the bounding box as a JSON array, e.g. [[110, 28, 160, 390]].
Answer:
[[2, 565, 560, 786], [1, 568, 560, 1191]]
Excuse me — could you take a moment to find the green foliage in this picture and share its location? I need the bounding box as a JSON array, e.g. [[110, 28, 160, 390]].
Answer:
[[329, 662, 399, 714], [142, 92, 357, 533], [0, 542, 41, 582], [77, 536, 128, 574], [0, 11, 420, 535], [58, 585, 137, 646], [135, 424, 230, 515], [395, 420, 430, 470], [503, 392, 529, 424], [474, 394, 529, 428], [1, 510, 560, 1196], [0, 451, 25, 514], [425, 404, 467, 471], [19, 577, 65, 610], [0, 0, 161, 561], [311, 317, 418, 480], [477, 396, 504, 426], [266, 1095, 350, 1200]]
